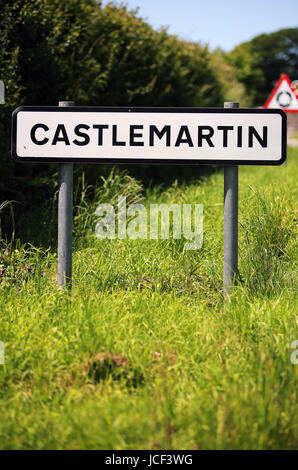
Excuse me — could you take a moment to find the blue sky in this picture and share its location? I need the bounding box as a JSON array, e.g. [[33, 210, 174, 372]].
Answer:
[[102, 0, 298, 51]]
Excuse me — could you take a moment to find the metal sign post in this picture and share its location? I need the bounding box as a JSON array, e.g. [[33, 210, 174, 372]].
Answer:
[[223, 102, 239, 297], [57, 101, 74, 288], [0, 81, 4, 104]]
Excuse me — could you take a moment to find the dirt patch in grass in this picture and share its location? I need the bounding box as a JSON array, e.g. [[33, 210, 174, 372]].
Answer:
[[83, 352, 144, 388]]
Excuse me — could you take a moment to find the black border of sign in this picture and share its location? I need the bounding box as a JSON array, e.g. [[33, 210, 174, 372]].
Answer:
[[12, 106, 287, 165]]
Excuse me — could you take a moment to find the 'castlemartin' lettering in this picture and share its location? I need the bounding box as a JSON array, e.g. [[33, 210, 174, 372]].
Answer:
[[30, 123, 268, 148]]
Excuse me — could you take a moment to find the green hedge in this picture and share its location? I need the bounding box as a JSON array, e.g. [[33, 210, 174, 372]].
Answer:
[[0, 0, 226, 241]]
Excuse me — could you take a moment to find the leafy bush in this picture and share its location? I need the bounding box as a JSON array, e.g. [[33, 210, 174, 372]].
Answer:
[[210, 49, 252, 106], [0, 0, 226, 243]]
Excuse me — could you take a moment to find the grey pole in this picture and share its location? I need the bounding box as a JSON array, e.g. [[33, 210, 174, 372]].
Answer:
[[223, 102, 239, 298], [0, 80, 5, 104], [58, 101, 74, 288]]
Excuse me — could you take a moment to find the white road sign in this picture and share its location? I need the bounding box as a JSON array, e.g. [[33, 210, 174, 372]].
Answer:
[[264, 74, 298, 112], [12, 107, 286, 165]]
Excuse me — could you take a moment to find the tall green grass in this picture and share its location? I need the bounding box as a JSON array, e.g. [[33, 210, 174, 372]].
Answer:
[[0, 147, 297, 450]]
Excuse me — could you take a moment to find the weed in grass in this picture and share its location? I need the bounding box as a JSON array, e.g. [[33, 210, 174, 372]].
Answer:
[[0, 241, 54, 290], [240, 186, 297, 296], [74, 168, 144, 248]]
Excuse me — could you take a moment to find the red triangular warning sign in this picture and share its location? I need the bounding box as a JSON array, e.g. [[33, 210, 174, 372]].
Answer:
[[264, 74, 298, 113]]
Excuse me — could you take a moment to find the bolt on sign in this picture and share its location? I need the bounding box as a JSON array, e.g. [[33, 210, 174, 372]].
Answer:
[[12, 107, 286, 165]]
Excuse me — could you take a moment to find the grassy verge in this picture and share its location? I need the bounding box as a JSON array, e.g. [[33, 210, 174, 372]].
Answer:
[[0, 147, 297, 450]]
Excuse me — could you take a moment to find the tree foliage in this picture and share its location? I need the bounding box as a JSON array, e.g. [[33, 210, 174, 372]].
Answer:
[[210, 49, 252, 106], [228, 28, 298, 105]]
